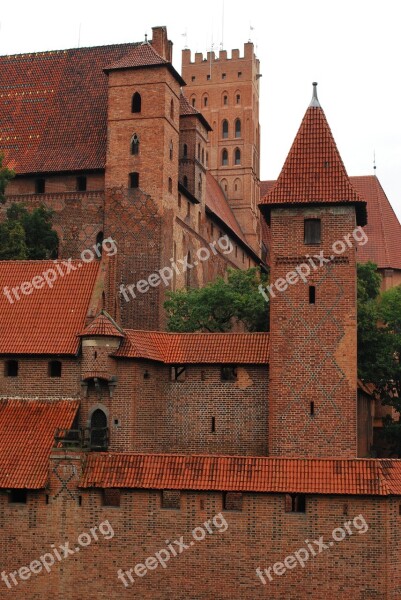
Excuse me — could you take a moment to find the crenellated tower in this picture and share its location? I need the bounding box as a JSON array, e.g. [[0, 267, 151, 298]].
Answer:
[[182, 43, 261, 254]]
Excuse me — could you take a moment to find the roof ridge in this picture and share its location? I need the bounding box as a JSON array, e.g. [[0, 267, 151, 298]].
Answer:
[[0, 41, 139, 59]]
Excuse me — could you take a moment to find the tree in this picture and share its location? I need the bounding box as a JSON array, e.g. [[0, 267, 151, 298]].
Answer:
[[0, 203, 59, 260], [0, 153, 15, 203], [164, 267, 269, 332], [357, 262, 401, 455]]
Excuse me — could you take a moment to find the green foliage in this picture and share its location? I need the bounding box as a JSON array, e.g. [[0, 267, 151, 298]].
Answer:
[[0, 153, 15, 203], [357, 261, 401, 455], [164, 267, 269, 333], [0, 203, 59, 260]]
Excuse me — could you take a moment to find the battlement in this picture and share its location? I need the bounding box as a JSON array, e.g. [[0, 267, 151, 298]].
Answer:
[[182, 42, 257, 66]]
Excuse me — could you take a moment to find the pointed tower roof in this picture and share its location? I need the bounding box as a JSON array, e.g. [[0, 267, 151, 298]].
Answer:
[[104, 42, 185, 86], [260, 83, 367, 225], [79, 311, 125, 338]]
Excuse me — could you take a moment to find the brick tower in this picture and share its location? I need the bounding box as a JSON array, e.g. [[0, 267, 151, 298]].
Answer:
[[103, 27, 185, 329], [182, 43, 261, 254], [260, 84, 367, 458]]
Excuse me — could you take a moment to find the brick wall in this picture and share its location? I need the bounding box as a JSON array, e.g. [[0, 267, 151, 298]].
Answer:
[[268, 206, 358, 458], [0, 473, 394, 599], [0, 356, 81, 399]]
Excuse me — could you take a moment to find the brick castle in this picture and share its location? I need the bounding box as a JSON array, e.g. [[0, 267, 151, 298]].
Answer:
[[1, 25, 401, 599]]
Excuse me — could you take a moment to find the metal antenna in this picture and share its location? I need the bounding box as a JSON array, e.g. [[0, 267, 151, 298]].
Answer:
[[373, 150, 377, 172], [221, 0, 225, 50]]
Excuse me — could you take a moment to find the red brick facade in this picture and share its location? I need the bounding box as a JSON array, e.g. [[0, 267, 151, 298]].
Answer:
[[1, 25, 401, 600]]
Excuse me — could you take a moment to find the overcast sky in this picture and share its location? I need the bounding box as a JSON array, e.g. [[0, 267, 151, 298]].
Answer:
[[1, 0, 400, 219]]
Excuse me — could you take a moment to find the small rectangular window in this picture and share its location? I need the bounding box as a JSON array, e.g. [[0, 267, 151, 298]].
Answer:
[[285, 493, 306, 513], [238, 71, 242, 78], [76, 176, 87, 191], [221, 365, 237, 382], [223, 492, 243, 511], [35, 178, 45, 194], [211, 416, 216, 433], [49, 360, 62, 377], [161, 490, 181, 510], [9, 489, 27, 504], [304, 219, 321, 244], [310, 401, 315, 416], [309, 286, 316, 304], [222, 73, 226, 79], [170, 365, 186, 382], [129, 172, 139, 188], [5, 360, 18, 377], [102, 489, 121, 507], [191, 76, 196, 82], [206, 74, 211, 80]]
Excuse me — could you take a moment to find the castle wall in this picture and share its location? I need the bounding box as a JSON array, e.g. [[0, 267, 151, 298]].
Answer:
[[0, 475, 392, 599]]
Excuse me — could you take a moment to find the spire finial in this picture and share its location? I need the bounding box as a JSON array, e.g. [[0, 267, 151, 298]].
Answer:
[[145, 33, 148, 43], [309, 81, 321, 108]]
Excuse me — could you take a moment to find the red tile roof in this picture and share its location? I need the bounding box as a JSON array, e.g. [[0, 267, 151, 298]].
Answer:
[[114, 331, 270, 363], [105, 42, 167, 70], [80, 312, 124, 338], [0, 43, 138, 174], [0, 260, 99, 354], [104, 43, 185, 86], [261, 175, 401, 270], [350, 176, 401, 270], [259, 97, 367, 226], [206, 172, 251, 250], [80, 453, 401, 496], [0, 399, 79, 488]]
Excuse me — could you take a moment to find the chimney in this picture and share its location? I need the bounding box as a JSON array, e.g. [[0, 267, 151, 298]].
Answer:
[[151, 26, 171, 61]]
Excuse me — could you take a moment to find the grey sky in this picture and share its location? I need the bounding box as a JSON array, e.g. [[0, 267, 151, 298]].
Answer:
[[1, 0, 400, 218]]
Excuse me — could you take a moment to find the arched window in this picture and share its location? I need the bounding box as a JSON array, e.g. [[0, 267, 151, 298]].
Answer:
[[168, 177, 173, 193], [222, 120, 229, 139], [90, 409, 108, 451], [132, 92, 141, 113], [222, 94, 228, 106], [198, 174, 202, 192], [170, 99, 174, 120], [197, 143, 201, 160], [202, 148, 205, 164], [236, 94, 241, 105], [131, 133, 140, 155], [191, 96, 196, 107], [183, 176, 188, 188], [234, 148, 241, 165], [49, 360, 62, 377], [220, 178, 228, 193], [235, 119, 241, 138], [170, 140, 173, 161], [203, 94, 209, 107], [183, 144, 188, 158], [222, 149, 228, 166]]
